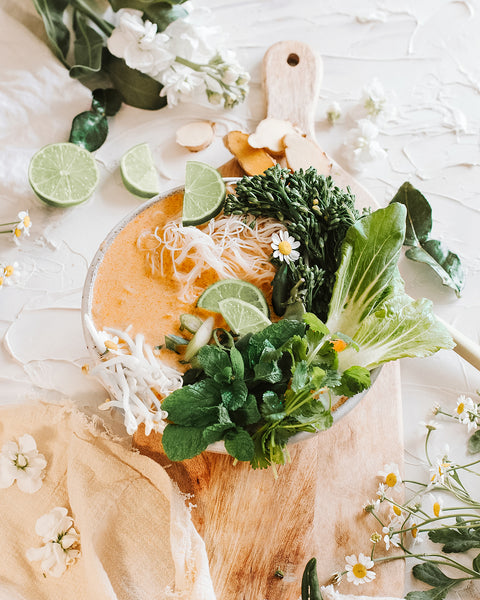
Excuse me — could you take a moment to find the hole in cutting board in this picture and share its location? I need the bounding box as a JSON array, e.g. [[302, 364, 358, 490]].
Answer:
[[287, 53, 300, 66]]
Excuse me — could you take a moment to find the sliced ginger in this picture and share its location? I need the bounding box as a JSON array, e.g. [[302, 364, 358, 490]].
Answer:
[[283, 132, 332, 176], [248, 118, 299, 155], [176, 121, 215, 152], [224, 131, 276, 176]]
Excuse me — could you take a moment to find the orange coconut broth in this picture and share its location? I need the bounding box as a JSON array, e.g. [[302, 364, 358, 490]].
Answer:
[[92, 191, 275, 371]]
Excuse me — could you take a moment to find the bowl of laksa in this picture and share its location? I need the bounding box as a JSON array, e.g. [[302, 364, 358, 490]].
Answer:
[[82, 163, 453, 472]]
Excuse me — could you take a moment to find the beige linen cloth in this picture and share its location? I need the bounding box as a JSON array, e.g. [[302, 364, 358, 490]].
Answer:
[[0, 402, 216, 600]]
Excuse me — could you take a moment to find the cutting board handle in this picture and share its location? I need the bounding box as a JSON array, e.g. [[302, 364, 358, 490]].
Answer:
[[263, 40, 323, 139]]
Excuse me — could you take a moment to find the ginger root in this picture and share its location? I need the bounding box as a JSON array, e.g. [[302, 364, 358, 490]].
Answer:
[[283, 132, 332, 176], [248, 118, 298, 155], [176, 121, 215, 152], [224, 131, 276, 176]]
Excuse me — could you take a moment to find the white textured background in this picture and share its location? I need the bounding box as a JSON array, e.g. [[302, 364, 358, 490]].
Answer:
[[1, 0, 480, 596]]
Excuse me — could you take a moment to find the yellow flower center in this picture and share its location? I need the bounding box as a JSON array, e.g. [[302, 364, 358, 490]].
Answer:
[[457, 402, 465, 414], [393, 505, 402, 516], [411, 524, 418, 538], [4, 265, 13, 277], [14, 227, 22, 237], [278, 240, 292, 255], [23, 215, 31, 228], [332, 339, 347, 353], [0, 277, 3, 286], [352, 563, 367, 579], [385, 472, 397, 487], [433, 502, 441, 517], [104, 340, 118, 350]]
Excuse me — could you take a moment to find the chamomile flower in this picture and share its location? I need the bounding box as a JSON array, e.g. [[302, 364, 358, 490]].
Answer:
[[425, 493, 444, 518], [0, 434, 47, 493], [271, 231, 300, 264], [378, 462, 402, 489], [326, 101, 342, 125], [344, 553, 376, 585], [409, 522, 427, 547], [16, 210, 32, 234], [382, 515, 403, 550], [363, 498, 381, 513], [455, 394, 479, 431], [429, 450, 452, 485]]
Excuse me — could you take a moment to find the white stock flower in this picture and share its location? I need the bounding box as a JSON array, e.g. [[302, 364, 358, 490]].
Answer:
[[26, 507, 80, 577], [326, 101, 342, 125], [0, 434, 47, 493], [344, 119, 386, 171], [159, 64, 206, 106], [107, 9, 174, 77]]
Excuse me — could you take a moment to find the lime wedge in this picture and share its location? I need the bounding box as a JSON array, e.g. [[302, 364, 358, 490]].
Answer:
[[183, 161, 226, 226], [120, 143, 160, 198], [219, 298, 271, 336], [198, 279, 269, 317], [28, 142, 99, 207]]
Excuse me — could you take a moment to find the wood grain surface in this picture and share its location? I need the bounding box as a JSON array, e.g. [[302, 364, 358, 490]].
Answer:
[[134, 41, 404, 599]]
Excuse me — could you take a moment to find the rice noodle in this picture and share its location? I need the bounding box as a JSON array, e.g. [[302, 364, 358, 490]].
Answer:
[[137, 213, 280, 303]]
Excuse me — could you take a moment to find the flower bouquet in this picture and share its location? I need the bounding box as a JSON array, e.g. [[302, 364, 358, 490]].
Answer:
[[32, 0, 250, 149]]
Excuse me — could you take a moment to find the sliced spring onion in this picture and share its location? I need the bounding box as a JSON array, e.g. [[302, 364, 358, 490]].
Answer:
[[184, 317, 214, 363], [179, 313, 203, 334]]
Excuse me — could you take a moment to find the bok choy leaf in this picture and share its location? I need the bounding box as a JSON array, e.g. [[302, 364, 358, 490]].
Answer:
[[326, 204, 454, 370]]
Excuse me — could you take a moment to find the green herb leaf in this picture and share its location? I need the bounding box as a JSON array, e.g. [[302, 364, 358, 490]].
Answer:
[[109, 0, 188, 11], [69, 110, 108, 152], [230, 347, 245, 380], [405, 241, 464, 297], [224, 428, 255, 461], [221, 379, 248, 411], [232, 394, 261, 426], [161, 380, 221, 427], [333, 365, 371, 397], [104, 52, 167, 110], [291, 360, 308, 392], [428, 520, 480, 552], [390, 181, 432, 246], [70, 10, 104, 79], [247, 319, 306, 366], [202, 422, 234, 445], [261, 391, 286, 422], [197, 345, 231, 381], [405, 587, 455, 600], [32, 0, 70, 67], [92, 88, 122, 117], [303, 312, 329, 335], [412, 563, 456, 587], [468, 430, 480, 454], [473, 552, 480, 573], [162, 424, 208, 460]]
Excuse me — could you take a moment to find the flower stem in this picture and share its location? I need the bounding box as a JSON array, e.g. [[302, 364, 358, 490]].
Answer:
[[70, 0, 114, 36]]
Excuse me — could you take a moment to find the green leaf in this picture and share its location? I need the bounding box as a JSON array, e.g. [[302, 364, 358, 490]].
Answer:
[[428, 522, 480, 552], [221, 379, 248, 410], [405, 240, 464, 297], [405, 587, 455, 600], [104, 52, 167, 110], [224, 428, 255, 461], [261, 391, 286, 422], [390, 181, 432, 246], [161, 379, 221, 427], [468, 430, 480, 454], [303, 312, 329, 335], [232, 394, 261, 426], [473, 552, 480, 573], [69, 110, 108, 152], [92, 88, 122, 116], [142, 3, 188, 32], [291, 360, 308, 392], [162, 424, 208, 460], [32, 0, 70, 67], [412, 563, 456, 587], [229, 347, 244, 380], [247, 320, 306, 365], [109, 0, 188, 10], [197, 345, 231, 382], [333, 365, 371, 397], [70, 10, 104, 79], [253, 358, 284, 384], [202, 422, 234, 445]]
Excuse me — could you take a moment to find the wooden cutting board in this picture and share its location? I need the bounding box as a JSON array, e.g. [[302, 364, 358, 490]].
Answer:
[[134, 41, 404, 599]]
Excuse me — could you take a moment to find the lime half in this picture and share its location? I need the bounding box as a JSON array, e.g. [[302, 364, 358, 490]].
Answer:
[[120, 143, 160, 198], [219, 298, 271, 336], [183, 161, 226, 226], [198, 279, 269, 317], [28, 142, 99, 207]]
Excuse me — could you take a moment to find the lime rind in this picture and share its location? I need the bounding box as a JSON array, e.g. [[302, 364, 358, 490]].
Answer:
[[182, 161, 226, 226], [120, 143, 160, 199], [218, 298, 271, 336], [28, 142, 99, 207], [197, 279, 269, 317]]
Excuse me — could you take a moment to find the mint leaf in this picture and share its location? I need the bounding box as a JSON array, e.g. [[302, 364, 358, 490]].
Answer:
[[197, 345, 231, 381], [203, 422, 234, 445], [162, 380, 221, 426], [232, 394, 261, 426], [224, 428, 255, 461], [221, 379, 248, 410], [162, 425, 208, 460], [247, 320, 305, 365], [230, 347, 244, 379]]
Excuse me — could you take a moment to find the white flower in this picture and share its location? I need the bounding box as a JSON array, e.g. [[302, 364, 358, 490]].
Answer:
[[455, 394, 479, 431], [0, 434, 47, 493], [429, 450, 452, 485], [163, 7, 219, 62], [271, 231, 300, 264], [326, 101, 342, 125], [419, 419, 442, 433], [363, 498, 381, 513], [159, 64, 206, 106], [382, 515, 403, 550], [26, 507, 80, 577], [409, 522, 427, 547], [378, 462, 401, 489], [425, 493, 444, 517], [16, 210, 32, 234], [345, 553, 376, 585], [344, 119, 386, 171], [107, 9, 174, 77], [376, 482, 388, 500]]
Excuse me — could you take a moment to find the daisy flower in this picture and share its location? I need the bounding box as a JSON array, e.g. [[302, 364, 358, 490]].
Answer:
[[382, 514, 403, 550], [271, 231, 300, 264], [0, 434, 47, 493], [344, 553, 376, 585], [455, 394, 479, 431], [378, 462, 402, 489], [429, 451, 452, 486], [425, 493, 444, 518]]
